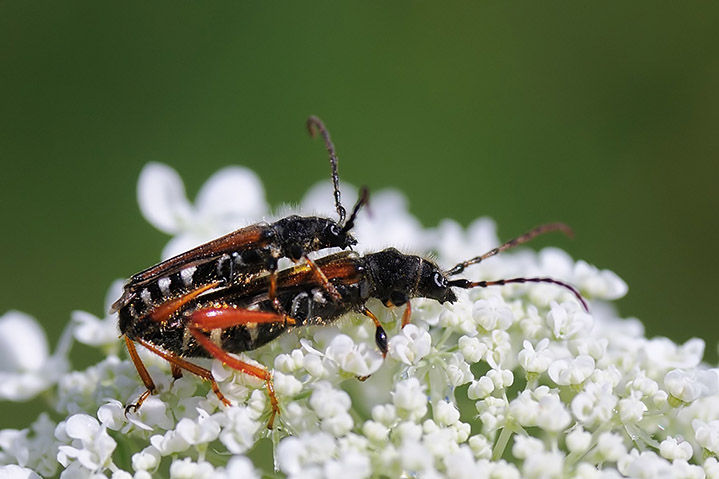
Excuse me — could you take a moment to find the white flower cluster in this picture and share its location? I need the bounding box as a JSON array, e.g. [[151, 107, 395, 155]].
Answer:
[[1, 163, 718, 478]]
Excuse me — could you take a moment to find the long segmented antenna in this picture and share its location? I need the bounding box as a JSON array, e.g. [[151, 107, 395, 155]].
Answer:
[[446, 222, 574, 276], [342, 186, 369, 234], [307, 115, 346, 225], [448, 277, 588, 312]]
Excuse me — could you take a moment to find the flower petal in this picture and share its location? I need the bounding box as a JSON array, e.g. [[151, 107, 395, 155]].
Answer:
[[194, 166, 267, 232], [0, 311, 49, 372], [137, 162, 194, 234]]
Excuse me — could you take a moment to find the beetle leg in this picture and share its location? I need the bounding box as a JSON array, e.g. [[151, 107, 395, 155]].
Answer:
[[125, 336, 231, 413], [124, 336, 157, 414], [189, 324, 280, 429], [149, 281, 221, 323], [189, 307, 295, 330], [170, 363, 183, 380], [189, 306, 292, 428], [360, 305, 387, 357], [303, 256, 342, 301], [401, 300, 412, 328]]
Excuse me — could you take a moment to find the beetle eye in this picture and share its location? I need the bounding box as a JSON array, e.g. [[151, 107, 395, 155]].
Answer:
[[327, 224, 341, 238], [433, 272, 446, 289]]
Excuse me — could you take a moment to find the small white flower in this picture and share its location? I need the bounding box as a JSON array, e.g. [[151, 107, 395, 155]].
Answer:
[[487, 460, 521, 479], [71, 281, 124, 353], [458, 335, 488, 364], [644, 337, 705, 372], [310, 382, 351, 419], [443, 446, 481, 479], [221, 456, 260, 479], [0, 413, 59, 477], [393, 421, 423, 443], [0, 465, 42, 479], [476, 396, 507, 433], [566, 427, 592, 454], [665, 368, 719, 404], [573, 462, 603, 479], [0, 310, 71, 401], [362, 420, 389, 442], [468, 376, 494, 400], [168, 458, 216, 479], [435, 400, 460, 426], [569, 336, 608, 361], [445, 353, 474, 387], [468, 435, 492, 459], [324, 334, 383, 378], [371, 404, 397, 426], [472, 296, 514, 332], [546, 302, 593, 341], [512, 435, 544, 459], [274, 349, 305, 373], [149, 429, 191, 457], [310, 382, 354, 436], [596, 432, 627, 462], [131, 447, 161, 473], [279, 398, 315, 430], [522, 451, 565, 479], [571, 381, 618, 427], [273, 371, 303, 397], [96, 400, 126, 431], [218, 406, 262, 454], [535, 394, 571, 432], [392, 378, 428, 421], [617, 450, 672, 479], [277, 432, 337, 477], [481, 330, 513, 369], [693, 419, 719, 454], [518, 305, 545, 340], [56, 414, 116, 472], [617, 392, 647, 424], [487, 368, 514, 390], [138, 162, 267, 259], [509, 390, 540, 427], [518, 339, 552, 376], [388, 324, 432, 365], [625, 369, 659, 397], [399, 440, 436, 476], [659, 436, 693, 461], [174, 410, 220, 445], [124, 396, 174, 432], [572, 260, 628, 300], [422, 427, 459, 459], [704, 457, 719, 479], [303, 349, 330, 378], [324, 449, 371, 479], [548, 355, 595, 386]]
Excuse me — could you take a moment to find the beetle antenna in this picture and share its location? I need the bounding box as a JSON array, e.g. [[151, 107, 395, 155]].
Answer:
[[342, 186, 369, 233], [446, 223, 574, 276], [307, 115, 346, 225], [447, 276, 588, 312]]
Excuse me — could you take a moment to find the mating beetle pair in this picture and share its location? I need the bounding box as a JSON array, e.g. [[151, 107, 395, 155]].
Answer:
[[115, 117, 586, 427]]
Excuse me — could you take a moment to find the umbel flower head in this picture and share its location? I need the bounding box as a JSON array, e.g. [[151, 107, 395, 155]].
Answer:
[[1, 163, 717, 479]]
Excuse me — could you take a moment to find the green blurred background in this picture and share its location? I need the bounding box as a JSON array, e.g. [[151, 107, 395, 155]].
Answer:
[[1, 2, 717, 429]]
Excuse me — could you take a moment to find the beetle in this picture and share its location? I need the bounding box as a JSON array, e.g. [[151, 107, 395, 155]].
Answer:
[[111, 116, 366, 316], [127, 223, 584, 427], [115, 117, 367, 417]]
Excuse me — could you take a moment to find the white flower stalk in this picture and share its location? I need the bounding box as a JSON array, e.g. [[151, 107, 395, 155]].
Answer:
[[2, 162, 719, 479]]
